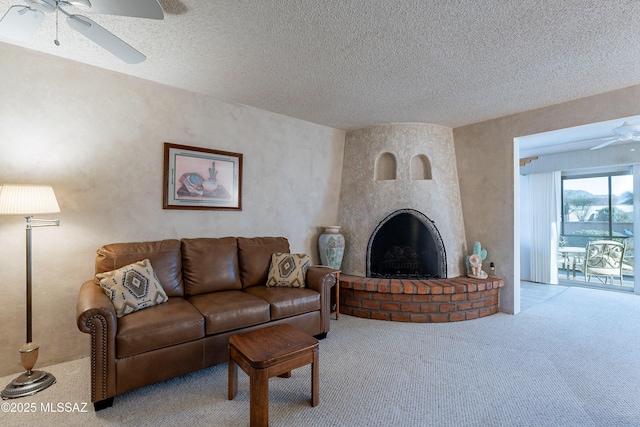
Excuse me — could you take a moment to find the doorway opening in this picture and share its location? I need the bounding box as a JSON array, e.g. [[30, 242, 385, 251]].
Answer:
[[517, 118, 639, 301]]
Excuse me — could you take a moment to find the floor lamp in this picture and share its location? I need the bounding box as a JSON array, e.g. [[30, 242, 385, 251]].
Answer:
[[0, 184, 60, 399]]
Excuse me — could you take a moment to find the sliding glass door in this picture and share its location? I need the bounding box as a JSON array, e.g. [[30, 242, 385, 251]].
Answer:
[[560, 171, 634, 288]]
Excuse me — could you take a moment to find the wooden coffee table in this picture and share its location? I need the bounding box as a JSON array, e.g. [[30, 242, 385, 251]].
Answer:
[[228, 323, 319, 427]]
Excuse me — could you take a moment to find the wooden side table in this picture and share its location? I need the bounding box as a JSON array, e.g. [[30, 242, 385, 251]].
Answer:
[[228, 324, 319, 427]]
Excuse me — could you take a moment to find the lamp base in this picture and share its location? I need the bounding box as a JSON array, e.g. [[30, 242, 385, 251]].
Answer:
[[1, 370, 56, 399]]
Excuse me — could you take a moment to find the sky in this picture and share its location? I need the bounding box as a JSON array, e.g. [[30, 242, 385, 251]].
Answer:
[[563, 174, 633, 197]]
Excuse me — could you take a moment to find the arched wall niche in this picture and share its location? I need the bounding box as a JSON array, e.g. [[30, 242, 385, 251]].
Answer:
[[411, 154, 432, 180], [375, 152, 396, 181]]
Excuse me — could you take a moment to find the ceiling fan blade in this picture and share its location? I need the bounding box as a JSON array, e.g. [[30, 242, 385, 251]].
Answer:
[[70, 0, 164, 20], [0, 6, 44, 41], [66, 14, 146, 64], [590, 137, 620, 150], [571, 136, 613, 145]]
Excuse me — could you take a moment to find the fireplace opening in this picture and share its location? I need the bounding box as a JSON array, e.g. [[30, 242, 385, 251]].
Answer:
[[366, 209, 447, 279]]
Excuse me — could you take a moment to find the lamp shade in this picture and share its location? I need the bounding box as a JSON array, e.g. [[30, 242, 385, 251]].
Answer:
[[0, 185, 60, 215]]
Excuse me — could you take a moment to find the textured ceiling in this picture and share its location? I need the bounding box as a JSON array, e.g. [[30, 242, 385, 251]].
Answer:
[[1, 0, 640, 133]]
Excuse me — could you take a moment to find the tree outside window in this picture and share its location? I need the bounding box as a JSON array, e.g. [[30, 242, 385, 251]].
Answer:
[[561, 173, 633, 248]]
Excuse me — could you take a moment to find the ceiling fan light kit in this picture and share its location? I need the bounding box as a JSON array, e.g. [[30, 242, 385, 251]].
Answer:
[[26, 0, 55, 14], [0, 0, 164, 63], [68, 0, 90, 8]]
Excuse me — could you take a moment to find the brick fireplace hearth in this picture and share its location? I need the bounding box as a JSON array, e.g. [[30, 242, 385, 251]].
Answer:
[[339, 274, 504, 323]]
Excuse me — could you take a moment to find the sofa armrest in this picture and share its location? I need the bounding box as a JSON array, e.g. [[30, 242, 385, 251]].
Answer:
[[306, 266, 336, 334], [76, 280, 117, 403]]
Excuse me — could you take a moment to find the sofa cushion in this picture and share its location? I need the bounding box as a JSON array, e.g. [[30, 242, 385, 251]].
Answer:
[[237, 237, 290, 288], [266, 253, 310, 288], [187, 290, 270, 335], [95, 239, 184, 297], [243, 286, 320, 320], [96, 259, 168, 318], [181, 237, 242, 295], [116, 297, 205, 358]]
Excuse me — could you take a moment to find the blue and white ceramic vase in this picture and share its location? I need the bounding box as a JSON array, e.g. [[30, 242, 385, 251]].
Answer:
[[318, 226, 345, 270]]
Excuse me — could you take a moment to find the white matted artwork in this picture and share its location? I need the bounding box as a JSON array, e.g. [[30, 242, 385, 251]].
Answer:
[[163, 142, 243, 210]]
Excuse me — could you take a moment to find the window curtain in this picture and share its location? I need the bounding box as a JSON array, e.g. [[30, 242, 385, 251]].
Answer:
[[529, 171, 561, 284]]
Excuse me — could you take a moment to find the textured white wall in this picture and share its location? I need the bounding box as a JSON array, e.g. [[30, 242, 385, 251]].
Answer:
[[338, 124, 467, 277], [0, 44, 345, 376]]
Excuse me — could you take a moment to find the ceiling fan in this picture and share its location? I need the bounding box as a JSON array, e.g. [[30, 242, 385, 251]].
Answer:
[[0, 0, 164, 64], [587, 121, 640, 150]]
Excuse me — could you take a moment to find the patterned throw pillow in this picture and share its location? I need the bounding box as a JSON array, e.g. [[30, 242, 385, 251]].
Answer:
[[96, 259, 168, 318], [266, 253, 310, 288]]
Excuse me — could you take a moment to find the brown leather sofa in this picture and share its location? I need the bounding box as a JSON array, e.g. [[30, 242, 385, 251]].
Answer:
[[76, 236, 336, 411]]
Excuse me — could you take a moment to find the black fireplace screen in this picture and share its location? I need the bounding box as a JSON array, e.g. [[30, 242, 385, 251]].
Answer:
[[366, 209, 447, 279]]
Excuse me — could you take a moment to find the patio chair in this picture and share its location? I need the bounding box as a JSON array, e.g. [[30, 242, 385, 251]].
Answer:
[[576, 240, 626, 286], [622, 237, 634, 277]]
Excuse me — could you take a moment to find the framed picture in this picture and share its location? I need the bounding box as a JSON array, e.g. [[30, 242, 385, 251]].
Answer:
[[163, 143, 243, 210]]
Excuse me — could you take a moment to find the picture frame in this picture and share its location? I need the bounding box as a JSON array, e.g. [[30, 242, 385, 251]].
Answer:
[[163, 142, 243, 210]]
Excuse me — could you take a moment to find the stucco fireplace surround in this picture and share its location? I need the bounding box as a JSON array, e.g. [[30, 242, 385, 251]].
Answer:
[[336, 123, 503, 322]]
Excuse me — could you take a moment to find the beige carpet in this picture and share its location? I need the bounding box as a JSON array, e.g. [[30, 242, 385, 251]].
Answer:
[[2, 284, 640, 426]]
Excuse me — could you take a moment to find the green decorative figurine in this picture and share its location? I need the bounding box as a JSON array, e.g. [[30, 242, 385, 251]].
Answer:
[[466, 241, 488, 279], [208, 162, 218, 182]]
